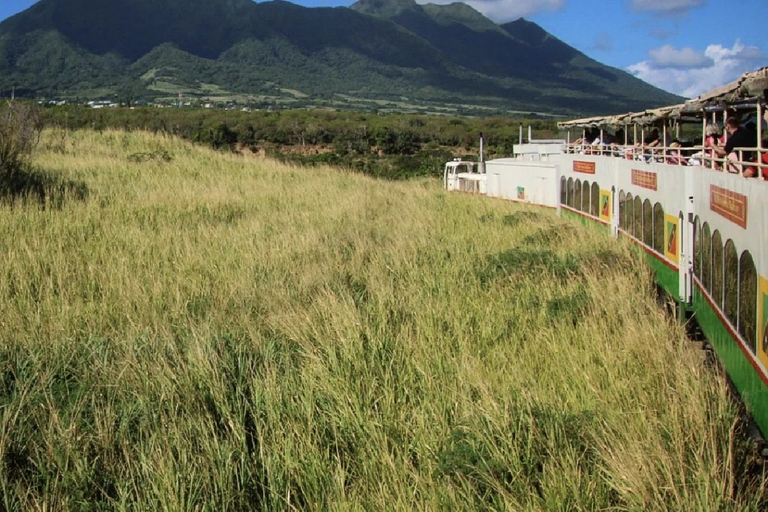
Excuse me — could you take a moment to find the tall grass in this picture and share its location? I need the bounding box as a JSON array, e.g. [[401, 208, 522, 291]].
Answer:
[[0, 128, 763, 510]]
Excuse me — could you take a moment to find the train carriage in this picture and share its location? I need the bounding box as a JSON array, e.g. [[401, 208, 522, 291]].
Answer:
[[444, 67, 768, 437]]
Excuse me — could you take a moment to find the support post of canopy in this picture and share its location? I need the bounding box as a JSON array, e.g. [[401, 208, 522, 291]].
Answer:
[[633, 124, 638, 160], [758, 103, 764, 177], [600, 127, 604, 155], [702, 115, 707, 167]]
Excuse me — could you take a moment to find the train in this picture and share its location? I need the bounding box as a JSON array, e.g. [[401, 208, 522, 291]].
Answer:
[[444, 67, 768, 437]]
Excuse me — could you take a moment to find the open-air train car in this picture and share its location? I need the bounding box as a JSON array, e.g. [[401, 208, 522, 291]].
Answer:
[[444, 67, 768, 438]]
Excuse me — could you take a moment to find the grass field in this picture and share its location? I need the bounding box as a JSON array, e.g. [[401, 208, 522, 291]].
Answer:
[[0, 129, 765, 510]]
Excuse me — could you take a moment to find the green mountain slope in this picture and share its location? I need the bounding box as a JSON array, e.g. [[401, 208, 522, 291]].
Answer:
[[0, 0, 683, 115]]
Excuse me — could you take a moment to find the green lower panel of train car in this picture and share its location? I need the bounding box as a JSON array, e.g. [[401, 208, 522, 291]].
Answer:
[[645, 253, 679, 300], [561, 208, 610, 231], [692, 287, 768, 435]]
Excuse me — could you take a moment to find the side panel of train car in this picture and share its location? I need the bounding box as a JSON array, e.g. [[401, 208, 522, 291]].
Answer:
[[549, 153, 768, 436]]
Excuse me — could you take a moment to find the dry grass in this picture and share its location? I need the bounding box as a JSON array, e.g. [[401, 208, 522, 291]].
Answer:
[[0, 128, 763, 510]]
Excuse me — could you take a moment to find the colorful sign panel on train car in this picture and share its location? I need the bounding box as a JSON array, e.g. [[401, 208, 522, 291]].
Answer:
[[760, 276, 768, 368], [710, 185, 748, 229], [631, 169, 657, 191], [664, 213, 679, 264], [599, 190, 611, 222], [573, 161, 596, 174]]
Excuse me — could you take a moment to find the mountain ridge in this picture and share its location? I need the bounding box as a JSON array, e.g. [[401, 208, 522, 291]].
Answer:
[[0, 0, 683, 115]]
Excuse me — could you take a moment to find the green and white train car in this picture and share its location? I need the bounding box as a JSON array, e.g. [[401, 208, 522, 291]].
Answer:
[[444, 67, 768, 437]]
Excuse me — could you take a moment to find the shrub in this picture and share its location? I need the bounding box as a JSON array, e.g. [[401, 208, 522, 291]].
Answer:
[[0, 102, 43, 174]]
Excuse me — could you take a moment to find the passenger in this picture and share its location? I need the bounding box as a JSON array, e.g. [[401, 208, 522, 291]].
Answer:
[[641, 127, 671, 161], [643, 128, 660, 146], [571, 128, 596, 153], [704, 122, 725, 170], [666, 141, 688, 165], [713, 117, 758, 175]]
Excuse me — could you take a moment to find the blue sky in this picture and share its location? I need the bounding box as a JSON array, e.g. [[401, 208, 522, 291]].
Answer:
[[1, 0, 766, 98]]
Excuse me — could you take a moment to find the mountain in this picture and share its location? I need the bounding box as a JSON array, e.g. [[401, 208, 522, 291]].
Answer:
[[0, 0, 683, 115]]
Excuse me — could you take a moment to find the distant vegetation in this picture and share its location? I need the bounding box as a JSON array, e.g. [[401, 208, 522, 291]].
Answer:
[[0, 128, 763, 509], [41, 104, 560, 179]]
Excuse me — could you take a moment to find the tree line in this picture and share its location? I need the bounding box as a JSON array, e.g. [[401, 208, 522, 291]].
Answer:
[[41, 105, 560, 179]]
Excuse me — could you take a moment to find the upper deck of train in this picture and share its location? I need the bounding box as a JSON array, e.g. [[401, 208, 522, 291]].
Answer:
[[557, 67, 768, 179]]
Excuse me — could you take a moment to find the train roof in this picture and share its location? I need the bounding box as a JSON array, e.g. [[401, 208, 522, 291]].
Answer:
[[558, 66, 768, 129]]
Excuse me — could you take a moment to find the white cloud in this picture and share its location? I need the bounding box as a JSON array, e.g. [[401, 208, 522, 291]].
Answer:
[[648, 45, 713, 68], [627, 40, 767, 98], [630, 0, 705, 13], [416, 0, 564, 22]]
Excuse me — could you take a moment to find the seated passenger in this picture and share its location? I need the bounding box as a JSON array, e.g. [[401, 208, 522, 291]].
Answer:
[[643, 128, 660, 146], [761, 135, 768, 180], [713, 117, 758, 175], [704, 122, 724, 170], [571, 128, 597, 153], [666, 141, 688, 165], [640, 127, 671, 161]]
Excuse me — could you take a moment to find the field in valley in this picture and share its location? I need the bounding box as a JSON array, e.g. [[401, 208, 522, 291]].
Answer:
[[0, 129, 764, 510]]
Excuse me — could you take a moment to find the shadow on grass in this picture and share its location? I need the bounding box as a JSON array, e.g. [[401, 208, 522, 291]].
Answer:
[[478, 247, 583, 287], [0, 166, 89, 208]]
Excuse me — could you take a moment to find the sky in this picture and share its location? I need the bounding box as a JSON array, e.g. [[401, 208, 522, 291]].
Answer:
[[0, 0, 766, 99]]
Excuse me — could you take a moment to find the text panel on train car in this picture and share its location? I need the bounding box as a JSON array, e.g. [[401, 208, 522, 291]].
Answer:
[[631, 169, 657, 191], [710, 185, 748, 229], [573, 161, 596, 174]]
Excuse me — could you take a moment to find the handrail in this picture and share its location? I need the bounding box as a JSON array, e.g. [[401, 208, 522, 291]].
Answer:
[[565, 143, 767, 178]]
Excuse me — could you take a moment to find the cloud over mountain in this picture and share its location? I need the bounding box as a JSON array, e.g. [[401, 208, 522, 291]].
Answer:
[[416, 0, 564, 22], [630, 0, 705, 14], [628, 39, 765, 98]]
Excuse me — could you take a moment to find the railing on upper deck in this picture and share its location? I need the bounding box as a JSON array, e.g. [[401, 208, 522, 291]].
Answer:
[[564, 143, 768, 179]]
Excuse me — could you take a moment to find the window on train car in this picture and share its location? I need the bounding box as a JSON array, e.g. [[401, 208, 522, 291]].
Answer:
[[701, 223, 712, 292], [724, 240, 739, 331], [582, 181, 590, 213], [456, 164, 468, 173], [693, 216, 701, 278], [738, 250, 757, 353], [625, 193, 634, 235], [560, 177, 567, 205], [619, 191, 626, 230], [590, 182, 600, 217], [574, 179, 582, 211], [633, 196, 642, 240], [711, 230, 724, 309], [643, 199, 653, 247], [653, 203, 665, 254], [567, 178, 575, 208]]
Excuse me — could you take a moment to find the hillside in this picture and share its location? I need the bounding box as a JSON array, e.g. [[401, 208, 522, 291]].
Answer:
[[0, 0, 683, 115]]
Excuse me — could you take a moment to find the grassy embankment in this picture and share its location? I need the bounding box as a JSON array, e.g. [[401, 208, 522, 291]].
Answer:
[[0, 129, 764, 510]]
